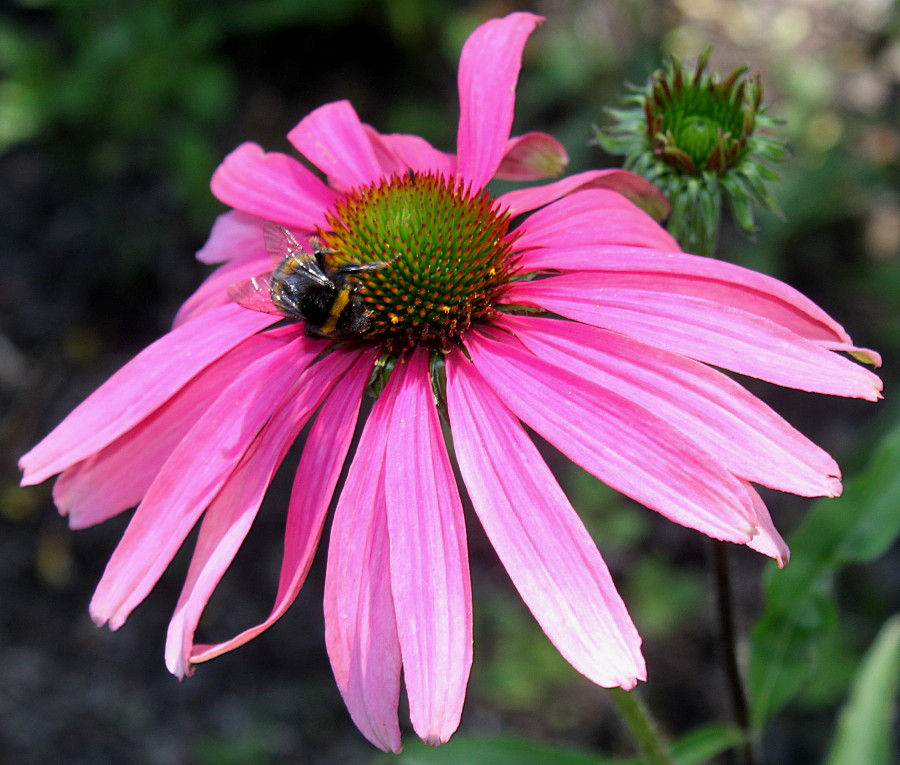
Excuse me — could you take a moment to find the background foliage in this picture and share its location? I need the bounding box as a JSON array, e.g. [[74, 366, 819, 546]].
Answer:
[[1, 1, 897, 763]]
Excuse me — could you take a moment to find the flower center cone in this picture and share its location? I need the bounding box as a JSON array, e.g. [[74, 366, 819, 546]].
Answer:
[[321, 172, 519, 354]]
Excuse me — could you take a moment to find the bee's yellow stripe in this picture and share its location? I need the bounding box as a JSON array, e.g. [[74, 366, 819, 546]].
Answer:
[[321, 287, 351, 335]]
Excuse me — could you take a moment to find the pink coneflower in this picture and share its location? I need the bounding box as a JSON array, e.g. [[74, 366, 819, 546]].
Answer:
[[20, 12, 881, 751]]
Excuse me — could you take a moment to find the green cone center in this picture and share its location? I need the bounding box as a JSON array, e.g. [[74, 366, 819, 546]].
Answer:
[[319, 172, 518, 354], [678, 115, 721, 165], [662, 91, 745, 168]]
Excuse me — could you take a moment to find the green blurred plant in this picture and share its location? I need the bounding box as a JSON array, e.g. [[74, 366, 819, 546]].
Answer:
[[0, 0, 368, 220], [825, 615, 900, 765], [380, 724, 745, 765], [748, 420, 900, 729]]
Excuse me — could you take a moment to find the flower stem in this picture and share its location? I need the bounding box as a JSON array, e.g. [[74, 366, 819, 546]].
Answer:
[[607, 687, 675, 765], [711, 540, 758, 765], [669, 180, 722, 257]]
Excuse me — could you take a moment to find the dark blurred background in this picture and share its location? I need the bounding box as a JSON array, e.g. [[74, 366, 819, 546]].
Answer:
[[1, 1, 897, 764]]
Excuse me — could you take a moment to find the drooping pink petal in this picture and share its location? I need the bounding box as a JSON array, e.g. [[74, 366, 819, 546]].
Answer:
[[210, 142, 337, 231], [288, 101, 387, 191], [446, 349, 645, 687], [196, 210, 266, 264], [189, 349, 376, 666], [497, 169, 670, 220], [53, 332, 286, 530], [464, 328, 759, 543], [362, 126, 457, 179], [511, 189, 679, 251], [500, 315, 843, 498], [743, 484, 790, 566], [325, 390, 402, 753], [173, 250, 272, 328], [89, 331, 324, 631], [506, 277, 883, 400], [456, 12, 542, 189], [510, 245, 855, 345], [19, 304, 277, 486], [494, 132, 568, 180], [823, 341, 882, 368], [165, 348, 367, 678], [381, 348, 472, 745]]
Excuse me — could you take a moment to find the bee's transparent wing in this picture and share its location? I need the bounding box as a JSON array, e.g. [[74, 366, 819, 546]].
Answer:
[[263, 222, 304, 261], [262, 221, 331, 286], [227, 273, 282, 316]]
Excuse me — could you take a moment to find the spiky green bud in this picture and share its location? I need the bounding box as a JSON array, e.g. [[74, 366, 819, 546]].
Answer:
[[595, 47, 788, 256]]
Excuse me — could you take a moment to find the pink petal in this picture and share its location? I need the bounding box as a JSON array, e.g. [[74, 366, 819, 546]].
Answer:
[[506, 277, 883, 400], [53, 332, 284, 530], [165, 348, 367, 678], [363, 126, 457, 179], [446, 349, 645, 687], [494, 132, 568, 180], [189, 349, 376, 666], [499, 315, 843, 498], [89, 331, 323, 631], [511, 189, 679, 252], [382, 348, 472, 745], [464, 328, 759, 543], [210, 142, 337, 231], [173, 251, 272, 328], [325, 391, 402, 753], [824, 341, 882, 368], [288, 101, 387, 191], [510, 246, 853, 344], [19, 304, 276, 486], [456, 12, 542, 189], [744, 484, 790, 566], [497, 169, 670, 220], [196, 210, 266, 264]]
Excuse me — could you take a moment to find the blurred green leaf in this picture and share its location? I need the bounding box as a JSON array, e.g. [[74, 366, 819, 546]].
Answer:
[[748, 421, 900, 728], [670, 724, 743, 765], [193, 728, 276, 765], [375, 724, 744, 765], [797, 614, 865, 708], [219, 0, 365, 32], [474, 594, 574, 709], [377, 735, 630, 765], [825, 615, 900, 765], [626, 558, 703, 638], [565, 463, 648, 547]]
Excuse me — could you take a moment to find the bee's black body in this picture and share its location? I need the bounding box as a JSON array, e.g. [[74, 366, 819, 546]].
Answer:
[[270, 245, 374, 339], [228, 223, 389, 341]]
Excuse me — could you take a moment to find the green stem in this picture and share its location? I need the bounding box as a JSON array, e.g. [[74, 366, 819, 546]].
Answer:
[[711, 541, 758, 765], [676, 178, 756, 764], [669, 181, 722, 257], [677, 192, 755, 765], [607, 687, 676, 765]]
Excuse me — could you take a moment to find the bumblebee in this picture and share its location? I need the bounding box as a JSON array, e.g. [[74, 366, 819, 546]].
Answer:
[[228, 222, 389, 339]]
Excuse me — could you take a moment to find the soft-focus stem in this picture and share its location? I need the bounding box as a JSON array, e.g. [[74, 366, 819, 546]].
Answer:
[[675, 180, 755, 765], [711, 541, 758, 765], [687, 187, 756, 764], [668, 179, 722, 257], [607, 687, 675, 765]]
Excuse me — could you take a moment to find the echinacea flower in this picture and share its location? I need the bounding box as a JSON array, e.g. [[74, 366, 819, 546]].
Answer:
[[20, 12, 882, 752]]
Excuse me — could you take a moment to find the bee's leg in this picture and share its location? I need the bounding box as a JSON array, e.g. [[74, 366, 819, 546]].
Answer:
[[341, 263, 385, 274], [341, 252, 401, 274]]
